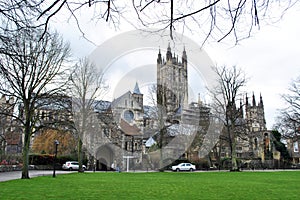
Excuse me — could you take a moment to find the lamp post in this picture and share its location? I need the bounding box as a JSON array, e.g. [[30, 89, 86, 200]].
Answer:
[[53, 140, 59, 178]]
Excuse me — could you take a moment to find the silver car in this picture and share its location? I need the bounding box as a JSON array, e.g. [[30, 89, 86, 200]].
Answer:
[[62, 161, 86, 171]]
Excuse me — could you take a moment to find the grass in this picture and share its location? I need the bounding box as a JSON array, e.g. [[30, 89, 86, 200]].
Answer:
[[1, 171, 300, 199]]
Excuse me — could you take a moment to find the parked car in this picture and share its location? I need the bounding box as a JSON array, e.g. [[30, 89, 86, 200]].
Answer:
[[172, 163, 196, 172], [291, 163, 300, 169], [62, 161, 86, 171]]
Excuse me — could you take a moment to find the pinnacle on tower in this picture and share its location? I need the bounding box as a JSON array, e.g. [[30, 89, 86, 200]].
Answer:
[[157, 47, 162, 64], [252, 92, 256, 106], [239, 99, 243, 117], [182, 45, 187, 64], [183, 45, 187, 56], [198, 93, 202, 105], [166, 42, 172, 61], [167, 42, 171, 51], [259, 93, 264, 107]]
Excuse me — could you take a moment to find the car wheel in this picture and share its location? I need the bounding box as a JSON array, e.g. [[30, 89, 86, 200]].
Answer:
[[190, 168, 193, 172], [176, 168, 180, 172], [69, 167, 73, 171]]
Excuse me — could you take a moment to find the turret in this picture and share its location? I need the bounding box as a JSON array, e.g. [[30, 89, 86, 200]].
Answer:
[[198, 93, 202, 105], [252, 92, 256, 106], [166, 43, 172, 61], [239, 99, 244, 117], [132, 82, 143, 108], [182, 46, 187, 66], [259, 93, 264, 108], [157, 48, 162, 64]]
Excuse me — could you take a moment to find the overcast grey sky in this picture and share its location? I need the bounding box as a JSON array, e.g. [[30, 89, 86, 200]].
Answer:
[[52, 5, 300, 129]]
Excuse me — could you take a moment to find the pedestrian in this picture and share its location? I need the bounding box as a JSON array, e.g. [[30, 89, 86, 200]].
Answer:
[[116, 164, 120, 173], [111, 162, 115, 171]]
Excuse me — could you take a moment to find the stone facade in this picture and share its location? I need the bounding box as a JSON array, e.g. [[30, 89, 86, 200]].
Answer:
[[286, 137, 300, 165], [85, 83, 146, 171], [0, 95, 22, 156], [213, 93, 279, 168]]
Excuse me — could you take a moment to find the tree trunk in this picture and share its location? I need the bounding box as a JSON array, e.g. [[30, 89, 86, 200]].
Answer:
[[231, 137, 238, 171], [217, 142, 222, 170], [227, 122, 238, 171], [21, 124, 31, 179], [78, 139, 84, 172], [21, 103, 32, 179]]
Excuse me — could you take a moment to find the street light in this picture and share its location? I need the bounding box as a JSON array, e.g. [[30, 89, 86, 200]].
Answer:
[[52, 140, 59, 178]]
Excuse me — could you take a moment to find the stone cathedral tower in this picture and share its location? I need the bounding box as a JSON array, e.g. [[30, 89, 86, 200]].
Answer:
[[245, 93, 266, 132], [157, 44, 188, 118]]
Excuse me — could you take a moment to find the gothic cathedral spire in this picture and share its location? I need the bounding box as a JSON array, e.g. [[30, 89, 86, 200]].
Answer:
[[252, 92, 256, 106], [166, 42, 172, 61], [157, 47, 162, 64], [259, 93, 264, 108], [182, 45, 187, 65]]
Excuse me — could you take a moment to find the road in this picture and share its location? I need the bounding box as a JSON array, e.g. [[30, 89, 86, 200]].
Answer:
[[0, 170, 75, 182]]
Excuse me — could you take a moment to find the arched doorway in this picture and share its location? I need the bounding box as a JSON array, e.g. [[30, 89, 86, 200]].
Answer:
[[95, 145, 114, 171], [97, 158, 108, 171]]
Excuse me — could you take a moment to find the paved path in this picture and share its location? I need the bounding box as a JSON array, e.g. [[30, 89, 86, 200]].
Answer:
[[0, 170, 75, 182]]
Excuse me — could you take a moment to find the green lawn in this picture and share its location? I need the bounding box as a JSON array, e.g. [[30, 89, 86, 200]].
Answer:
[[1, 171, 300, 199]]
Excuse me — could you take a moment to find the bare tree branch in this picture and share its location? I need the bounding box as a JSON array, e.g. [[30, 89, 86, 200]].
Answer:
[[0, 28, 70, 179], [277, 75, 300, 137], [27, 0, 297, 44], [210, 65, 247, 171], [68, 57, 108, 172]]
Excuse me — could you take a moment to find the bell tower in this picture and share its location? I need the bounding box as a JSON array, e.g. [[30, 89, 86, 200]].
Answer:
[[132, 82, 143, 108], [156, 45, 188, 117]]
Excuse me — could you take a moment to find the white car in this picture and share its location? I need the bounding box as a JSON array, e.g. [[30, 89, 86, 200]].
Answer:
[[172, 163, 196, 172], [62, 161, 86, 171]]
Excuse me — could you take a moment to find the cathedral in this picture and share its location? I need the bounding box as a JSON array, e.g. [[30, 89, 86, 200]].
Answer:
[[0, 44, 285, 171], [155, 44, 278, 168], [213, 93, 279, 169]]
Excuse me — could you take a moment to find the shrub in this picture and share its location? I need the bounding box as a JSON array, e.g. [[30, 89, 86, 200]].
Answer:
[[29, 154, 54, 165]]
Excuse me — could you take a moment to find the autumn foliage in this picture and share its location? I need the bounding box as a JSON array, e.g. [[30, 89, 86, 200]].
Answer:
[[32, 129, 77, 156]]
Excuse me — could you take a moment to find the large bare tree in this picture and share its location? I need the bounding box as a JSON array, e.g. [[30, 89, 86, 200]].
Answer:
[[276, 75, 300, 138], [0, 28, 70, 179], [211, 65, 247, 171], [36, 0, 298, 44], [69, 58, 108, 172]]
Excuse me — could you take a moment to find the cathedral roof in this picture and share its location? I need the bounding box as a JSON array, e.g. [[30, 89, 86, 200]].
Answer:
[[120, 119, 142, 136]]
